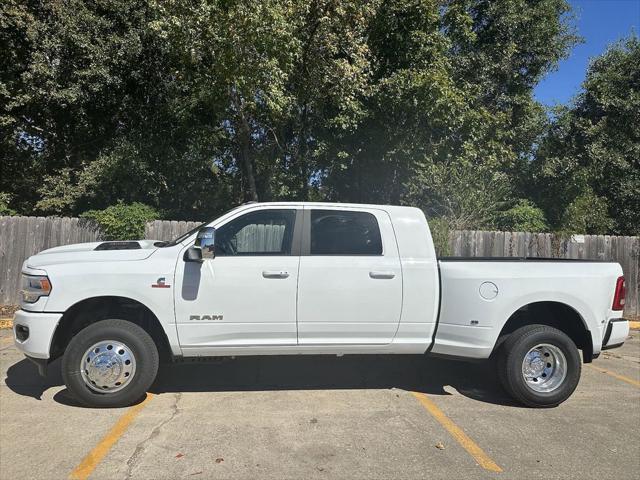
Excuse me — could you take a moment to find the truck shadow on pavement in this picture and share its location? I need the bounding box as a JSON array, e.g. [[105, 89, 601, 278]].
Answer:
[[4, 357, 63, 400], [5, 354, 520, 408]]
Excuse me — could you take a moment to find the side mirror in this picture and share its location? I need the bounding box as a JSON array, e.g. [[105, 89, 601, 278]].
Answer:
[[183, 246, 203, 262], [196, 226, 216, 260], [183, 226, 216, 263]]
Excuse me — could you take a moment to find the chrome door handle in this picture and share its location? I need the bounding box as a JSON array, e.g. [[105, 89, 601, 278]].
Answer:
[[262, 270, 290, 279], [369, 271, 396, 279]]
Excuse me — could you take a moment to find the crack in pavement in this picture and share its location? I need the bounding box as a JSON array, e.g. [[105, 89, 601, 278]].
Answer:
[[124, 393, 182, 480]]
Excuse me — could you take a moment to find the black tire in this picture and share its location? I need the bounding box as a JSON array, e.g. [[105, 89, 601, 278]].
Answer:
[[497, 324, 581, 407], [62, 319, 159, 408]]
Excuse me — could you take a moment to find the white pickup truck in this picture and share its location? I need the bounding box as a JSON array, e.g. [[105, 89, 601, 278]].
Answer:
[[13, 202, 629, 408]]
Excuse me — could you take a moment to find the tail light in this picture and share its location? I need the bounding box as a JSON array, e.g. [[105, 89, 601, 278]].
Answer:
[[612, 276, 626, 311]]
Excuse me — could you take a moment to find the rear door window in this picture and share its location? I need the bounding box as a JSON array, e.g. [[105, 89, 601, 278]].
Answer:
[[310, 210, 382, 255]]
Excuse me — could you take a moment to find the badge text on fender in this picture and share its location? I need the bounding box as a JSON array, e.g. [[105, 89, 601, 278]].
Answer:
[[190, 314, 224, 321]]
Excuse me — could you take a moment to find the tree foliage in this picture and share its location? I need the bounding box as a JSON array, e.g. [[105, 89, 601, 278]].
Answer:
[[80, 201, 159, 240], [497, 200, 548, 233], [0, 193, 16, 216], [1, 0, 636, 235], [530, 35, 640, 235]]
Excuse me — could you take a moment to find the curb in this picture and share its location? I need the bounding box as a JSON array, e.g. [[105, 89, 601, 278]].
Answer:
[[630, 321, 640, 331]]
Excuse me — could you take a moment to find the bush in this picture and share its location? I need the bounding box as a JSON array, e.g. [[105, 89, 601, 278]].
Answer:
[[561, 191, 613, 234], [81, 202, 159, 240], [496, 200, 549, 232], [0, 192, 17, 216]]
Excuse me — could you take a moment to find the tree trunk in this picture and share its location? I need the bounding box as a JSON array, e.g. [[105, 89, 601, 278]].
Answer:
[[299, 104, 309, 200], [230, 87, 258, 202], [239, 125, 258, 202]]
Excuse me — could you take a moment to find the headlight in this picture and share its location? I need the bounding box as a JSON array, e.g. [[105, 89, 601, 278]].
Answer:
[[20, 275, 52, 303]]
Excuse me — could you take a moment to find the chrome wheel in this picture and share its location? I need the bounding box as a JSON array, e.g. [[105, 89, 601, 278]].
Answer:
[[521, 343, 567, 393], [80, 340, 136, 393]]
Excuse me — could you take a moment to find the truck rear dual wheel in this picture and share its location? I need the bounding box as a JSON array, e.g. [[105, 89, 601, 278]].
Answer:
[[62, 319, 159, 408], [498, 324, 582, 407]]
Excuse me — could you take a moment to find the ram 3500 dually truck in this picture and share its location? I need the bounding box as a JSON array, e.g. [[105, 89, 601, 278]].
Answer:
[[13, 203, 629, 408]]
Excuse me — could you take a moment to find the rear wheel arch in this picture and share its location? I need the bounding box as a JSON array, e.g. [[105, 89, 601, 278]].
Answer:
[[493, 301, 594, 363], [50, 296, 173, 363]]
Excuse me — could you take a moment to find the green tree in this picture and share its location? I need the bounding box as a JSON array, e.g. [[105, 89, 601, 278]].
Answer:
[[531, 35, 639, 235], [320, 0, 577, 218], [2, 0, 161, 213], [150, 0, 375, 203], [1, 0, 234, 219], [561, 190, 613, 235], [1, 0, 592, 229], [407, 161, 512, 230]]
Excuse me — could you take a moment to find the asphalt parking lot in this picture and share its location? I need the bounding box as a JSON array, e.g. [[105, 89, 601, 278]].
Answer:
[[1, 328, 639, 480]]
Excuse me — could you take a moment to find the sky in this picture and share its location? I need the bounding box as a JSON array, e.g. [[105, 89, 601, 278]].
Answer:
[[534, 0, 639, 106]]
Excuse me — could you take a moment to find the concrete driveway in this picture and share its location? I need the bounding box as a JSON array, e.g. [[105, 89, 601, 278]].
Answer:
[[1, 328, 639, 479]]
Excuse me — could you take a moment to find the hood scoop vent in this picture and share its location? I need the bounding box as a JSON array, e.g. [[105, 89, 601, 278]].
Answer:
[[94, 241, 142, 251]]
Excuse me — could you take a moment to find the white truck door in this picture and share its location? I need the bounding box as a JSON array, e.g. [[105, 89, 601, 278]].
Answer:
[[297, 207, 402, 344], [174, 207, 302, 351]]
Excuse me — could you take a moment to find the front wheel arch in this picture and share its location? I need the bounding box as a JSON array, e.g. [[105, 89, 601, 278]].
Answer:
[[50, 296, 172, 363]]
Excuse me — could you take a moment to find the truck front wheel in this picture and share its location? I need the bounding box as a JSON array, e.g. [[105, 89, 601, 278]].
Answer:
[[62, 319, 159, 408], [498, 324, 581, 407]]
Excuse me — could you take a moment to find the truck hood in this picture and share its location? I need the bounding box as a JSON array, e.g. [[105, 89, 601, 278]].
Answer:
[[25, 240, 160, 269]]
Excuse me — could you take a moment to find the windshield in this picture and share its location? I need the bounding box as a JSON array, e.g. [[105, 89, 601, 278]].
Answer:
[[161, 222, 207, 247], [159, 204, 247, 247]]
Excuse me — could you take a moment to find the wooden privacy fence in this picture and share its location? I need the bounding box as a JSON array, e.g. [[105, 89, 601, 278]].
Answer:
[[0, 216, 638, 315]]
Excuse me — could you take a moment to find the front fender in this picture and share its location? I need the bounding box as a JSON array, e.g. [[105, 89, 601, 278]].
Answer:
[[39, 256, 181, 355]]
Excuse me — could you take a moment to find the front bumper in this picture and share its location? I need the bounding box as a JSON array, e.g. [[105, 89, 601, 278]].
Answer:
[[602, 318, 630, 350], [12, 310, 62, 360]]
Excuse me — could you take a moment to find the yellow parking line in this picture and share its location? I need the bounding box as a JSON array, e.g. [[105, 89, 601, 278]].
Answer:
[[411, 392, 502, 473], [587, 364, 640, 388], [69, 393, 154, 480]]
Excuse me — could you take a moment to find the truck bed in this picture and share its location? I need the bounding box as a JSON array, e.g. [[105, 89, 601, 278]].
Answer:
[[431, 258, 622, 358]]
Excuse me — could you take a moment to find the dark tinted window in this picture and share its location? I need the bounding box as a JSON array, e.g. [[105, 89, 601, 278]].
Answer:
[[310, 210, 382, 255], [216, 209, 296, 256]]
